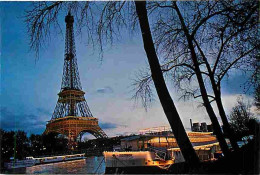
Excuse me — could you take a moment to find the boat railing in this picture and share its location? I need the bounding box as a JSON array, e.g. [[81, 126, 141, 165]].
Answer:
[[148, 146, 168, 161]]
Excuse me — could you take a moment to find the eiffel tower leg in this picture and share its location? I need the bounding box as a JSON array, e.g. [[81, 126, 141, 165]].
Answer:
[[68, 137, 78, 150], [79, 132, 83, 143], [95, 126, 108, 138], [68, 129, 78, 150]]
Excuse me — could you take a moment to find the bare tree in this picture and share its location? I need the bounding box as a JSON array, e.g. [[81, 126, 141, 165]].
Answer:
[[229, 97, 255, 140], [134, 1, 200, 166], [255, 84, 260, 110], [25, 1, 200, 166], [25, 1, 129, 57], [252, 55, 260, 110], [134, 1, 259, 153], [191, 1, 259, 151]]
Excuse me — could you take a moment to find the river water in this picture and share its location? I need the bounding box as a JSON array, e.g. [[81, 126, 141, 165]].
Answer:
[[4, 156, 106, 174]]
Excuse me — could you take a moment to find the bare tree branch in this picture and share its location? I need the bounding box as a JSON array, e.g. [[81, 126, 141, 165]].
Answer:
[[131, 70, 154, 110], [218, 45, 260, 84], [25, 2, 64, 57]]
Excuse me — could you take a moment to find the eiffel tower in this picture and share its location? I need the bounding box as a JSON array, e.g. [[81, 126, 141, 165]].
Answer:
[[44, 12, 107, 149]]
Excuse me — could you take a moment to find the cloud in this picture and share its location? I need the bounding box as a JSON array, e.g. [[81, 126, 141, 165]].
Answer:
[[1, 93, 258, 137], [99, 122, 118, 130], [0, 107, 46, 134], [219, 94, 260, 119], [96, 86, 114, 94], [90, 91, 260, 137]]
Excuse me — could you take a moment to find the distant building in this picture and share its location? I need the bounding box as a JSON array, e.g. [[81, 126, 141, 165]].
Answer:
[[200, 122, 208, 132], [192, 123, 200, 132], [190, 119, 213, 132], [207, 124, 213, 132]]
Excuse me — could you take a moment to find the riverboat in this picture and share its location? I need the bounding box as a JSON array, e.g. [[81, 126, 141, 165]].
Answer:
[[103, 129, 221, 173], [4, 154, 86, 169], [103, 151, 173, 173]]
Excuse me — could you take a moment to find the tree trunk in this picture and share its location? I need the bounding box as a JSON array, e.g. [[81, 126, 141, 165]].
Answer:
[[173, 2, 230, 156], [189, 46, 230, 156], [198, 41, 239, 151], [135, 1, 200, 167], [214, 88, 239, 151], [189, 55, 229, 155]]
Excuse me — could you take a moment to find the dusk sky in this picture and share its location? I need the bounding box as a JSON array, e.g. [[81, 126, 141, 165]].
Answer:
[[1, 2, 258, 138]]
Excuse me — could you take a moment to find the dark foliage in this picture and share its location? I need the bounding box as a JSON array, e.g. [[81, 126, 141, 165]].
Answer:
[[229, 98, 259, 140], [0, 129, 68, 170], [0, 128, 124, 165]]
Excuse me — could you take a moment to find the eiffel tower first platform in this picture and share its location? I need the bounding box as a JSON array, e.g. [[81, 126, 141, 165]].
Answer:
[[44, 12, 107, 149]]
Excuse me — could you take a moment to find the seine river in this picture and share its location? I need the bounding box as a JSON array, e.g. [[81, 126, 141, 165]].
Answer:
[[4, 156, 105, 174]]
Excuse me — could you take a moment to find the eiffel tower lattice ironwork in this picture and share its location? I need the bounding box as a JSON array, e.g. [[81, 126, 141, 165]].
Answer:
[[44, 12, 107, 149]]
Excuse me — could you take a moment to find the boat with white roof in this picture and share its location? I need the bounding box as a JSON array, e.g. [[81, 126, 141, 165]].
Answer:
[[103, 126, 221, 173], [4, 153, 86, 169]]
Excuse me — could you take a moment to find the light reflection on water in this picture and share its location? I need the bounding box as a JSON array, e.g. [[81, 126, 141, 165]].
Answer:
[[6, 156, 105, 174]]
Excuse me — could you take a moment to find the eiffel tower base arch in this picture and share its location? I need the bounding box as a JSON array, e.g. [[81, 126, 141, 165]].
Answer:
[[44, 116, 107, 150]]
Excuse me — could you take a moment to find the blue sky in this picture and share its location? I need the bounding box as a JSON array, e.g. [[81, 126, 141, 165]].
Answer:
[[0, 2, 257, 137]]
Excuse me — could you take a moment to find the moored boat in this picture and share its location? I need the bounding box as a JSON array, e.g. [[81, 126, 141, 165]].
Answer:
[[103, 130, 221, 173], [4, 154, 86, 169], [103, 151, 173, 174]]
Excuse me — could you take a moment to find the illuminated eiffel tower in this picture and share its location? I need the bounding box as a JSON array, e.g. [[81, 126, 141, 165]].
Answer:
[[44, 12, 107, 149]]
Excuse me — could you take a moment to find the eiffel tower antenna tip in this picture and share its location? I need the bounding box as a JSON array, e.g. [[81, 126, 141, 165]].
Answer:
[[65, 10, 74, 23]]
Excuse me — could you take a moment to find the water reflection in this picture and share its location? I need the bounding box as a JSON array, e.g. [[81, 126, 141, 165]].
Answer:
[[5, 156, 105, 174]]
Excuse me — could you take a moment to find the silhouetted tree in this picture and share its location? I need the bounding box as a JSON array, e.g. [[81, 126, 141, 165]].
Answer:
[[134, 1, 200, 166], [0, 129, 15, 163], [255, 84, 260, 110], [253, 54, 260, 110], [29, 134, 44, 156], [15, 130, 30, 159], [42, 133, 68, 155], [134, 1, 259, 152], [0, 130, 30, 160], [229, 98, 257, 140]]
